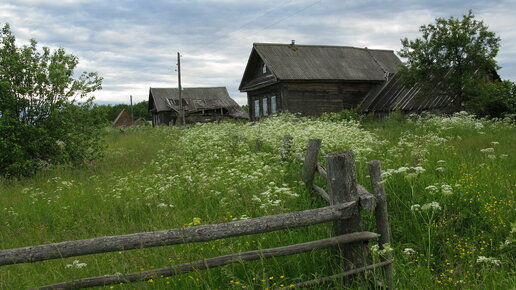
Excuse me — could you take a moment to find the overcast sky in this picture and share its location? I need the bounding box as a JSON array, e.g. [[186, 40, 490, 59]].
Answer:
[[1, 0, 515, 105]]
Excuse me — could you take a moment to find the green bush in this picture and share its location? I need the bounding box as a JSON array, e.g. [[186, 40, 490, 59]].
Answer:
[[0, 24, 103, 177], [466, 80, 516, 119]]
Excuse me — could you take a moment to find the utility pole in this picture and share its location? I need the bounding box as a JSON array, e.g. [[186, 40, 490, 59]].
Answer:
[[130, 95, 133, 120], [177, 52, 185, 125]]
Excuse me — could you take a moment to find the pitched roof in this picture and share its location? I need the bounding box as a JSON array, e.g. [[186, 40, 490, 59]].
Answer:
[[112, 109, 133, 127], [359, 72, 457, 112], [240, 43, 402, 91], [149, 87, 248, 119]]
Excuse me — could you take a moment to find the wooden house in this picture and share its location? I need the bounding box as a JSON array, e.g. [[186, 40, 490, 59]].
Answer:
[[112, 109, 133, 128], [148, 87, 248, 126], [239, 42, 402, 120]]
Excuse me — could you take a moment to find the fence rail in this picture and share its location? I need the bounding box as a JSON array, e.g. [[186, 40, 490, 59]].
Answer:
[[39, 232, 380, 289], [0, 202, 356, 266], [1, 136, 393, 289]]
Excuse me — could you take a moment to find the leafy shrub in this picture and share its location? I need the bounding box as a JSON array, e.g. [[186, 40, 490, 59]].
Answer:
[[0, 24, 103, 177], [466, 80, 516, 119], [319, 107, 364, 122]]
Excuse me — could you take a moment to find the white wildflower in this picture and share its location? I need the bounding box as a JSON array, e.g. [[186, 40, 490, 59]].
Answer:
[[410, 204, 421, 211], [437, 160, 446, 164], [480, 148, 495, 153], [425, 185, 439, 195], [487, 154, 496, 159], [476, 256, 501, 266], [441, 184, 453, 195], [403, 248, 416, 256], [421, 201, 441, 211], [436, 167, 445, 172], [491, 141, 500, 145], [66, 260, 87, 269]]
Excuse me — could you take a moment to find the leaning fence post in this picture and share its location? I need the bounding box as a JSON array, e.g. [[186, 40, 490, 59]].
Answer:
[[254, 138, 262, 151], [368, 160, 394, 289], [281, 135, 294, 160], [301, 139, 322, 187], [326, 150, 370, 274]]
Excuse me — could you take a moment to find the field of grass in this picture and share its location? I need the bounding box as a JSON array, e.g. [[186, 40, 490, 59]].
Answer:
[[0, 112, 514, 289]]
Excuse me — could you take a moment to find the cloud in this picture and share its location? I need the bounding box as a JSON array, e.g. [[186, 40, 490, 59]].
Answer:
[[1, 0, 515, 105]]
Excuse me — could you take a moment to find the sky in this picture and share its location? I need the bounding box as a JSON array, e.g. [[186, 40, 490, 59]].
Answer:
[[1, 0, 515, 106]]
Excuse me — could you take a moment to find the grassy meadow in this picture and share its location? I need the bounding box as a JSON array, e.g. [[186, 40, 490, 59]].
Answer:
[[0, 112, 514, 289]]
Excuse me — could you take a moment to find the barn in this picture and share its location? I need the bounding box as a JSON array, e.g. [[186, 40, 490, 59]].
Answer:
[[239, 42, 402, 120], [148, 87, 248, 126], [112, 109, 133, 128]]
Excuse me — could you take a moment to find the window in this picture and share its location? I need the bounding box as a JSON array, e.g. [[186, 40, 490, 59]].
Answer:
[[271, 96, 277, 115], [254, 99, 260, 118], [262, 63, 267, 74], [262, 98, 268, 116]]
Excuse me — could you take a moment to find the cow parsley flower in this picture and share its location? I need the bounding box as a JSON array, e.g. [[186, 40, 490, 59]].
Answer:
[[480, 148, 495, 153], [476, 256, 501, 266], [421, 201, 441, 211], [403, 248, 416, 256], [66, 260, 87, 269]]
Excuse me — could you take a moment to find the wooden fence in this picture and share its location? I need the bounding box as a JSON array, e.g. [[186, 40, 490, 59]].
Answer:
[[0, 137, 393, 289]]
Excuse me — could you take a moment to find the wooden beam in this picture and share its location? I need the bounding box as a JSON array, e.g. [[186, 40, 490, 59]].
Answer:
[[37, 232, 380, 289], [368, 160, 394, 289], [0, 202, 357, 266], [326, 150, 371, 272], [277, 260, 393, 289], [301, 139, 322, 186], [357, 184, 376, 212], [316, 163, 327, 179], [312, 184, 330, 203]]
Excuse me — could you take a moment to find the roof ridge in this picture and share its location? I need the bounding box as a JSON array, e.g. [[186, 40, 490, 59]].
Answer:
[[253, 42, 395, 52]]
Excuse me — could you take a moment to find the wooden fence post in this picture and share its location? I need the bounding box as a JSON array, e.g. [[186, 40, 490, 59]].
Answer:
[[301, 139, 322, 187], [254, 138, 262, 151], [368, 160, 394, 289], [326, 150, 370, 273], [281, 135, 294, 160]]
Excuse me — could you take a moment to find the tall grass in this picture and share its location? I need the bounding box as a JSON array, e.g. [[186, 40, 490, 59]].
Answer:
[[0, 112, 514, 289]]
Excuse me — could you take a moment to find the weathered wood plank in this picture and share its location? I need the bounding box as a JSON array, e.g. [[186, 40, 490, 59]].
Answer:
[[326, 150, 371, 272], [37, 232, 380, 289], [368, 160, 393, 289], [254, 138, 263, 151], [316, 163, 327, 179], [312, 184, 330, 203], [281, 135, 294, 160], [301, 139, 322, 186], [277, 260, 393, 289], [0, 202, 357, 266], [357, 184, 376, 212]]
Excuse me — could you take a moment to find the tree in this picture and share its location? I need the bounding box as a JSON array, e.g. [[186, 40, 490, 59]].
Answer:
[[399, 10, 501, 109], [0, 23, 103, 177]]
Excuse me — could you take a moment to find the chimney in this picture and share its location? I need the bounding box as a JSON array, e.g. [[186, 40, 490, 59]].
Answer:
[[288, 40, 298, 51]]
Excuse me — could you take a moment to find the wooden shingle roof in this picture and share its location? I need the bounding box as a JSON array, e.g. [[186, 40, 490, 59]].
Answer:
[[359, 72, 457, 112], [149, 87, 248, 119], [240, 43, 402, 91]]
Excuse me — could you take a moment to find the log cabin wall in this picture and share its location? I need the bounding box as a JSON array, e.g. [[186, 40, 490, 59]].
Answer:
[[247, 82, 380, 120]]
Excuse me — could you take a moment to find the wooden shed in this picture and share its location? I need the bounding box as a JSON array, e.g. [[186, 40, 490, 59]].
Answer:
[[148, 87, 248, 126], [239, 42, 402, 120], [112, 109, 133, 128]]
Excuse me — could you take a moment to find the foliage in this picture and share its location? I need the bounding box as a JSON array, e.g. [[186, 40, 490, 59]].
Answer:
[[0, 113, 514, 288], [319, 107, 365, 122], [0, 23, 103, 177], [93, 101, 151, 124], [465, 80, 516, 119], [399, 10, 501, 110]]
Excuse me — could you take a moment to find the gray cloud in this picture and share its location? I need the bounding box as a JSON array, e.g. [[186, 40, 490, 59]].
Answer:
[[1, 0, 515, 105]]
